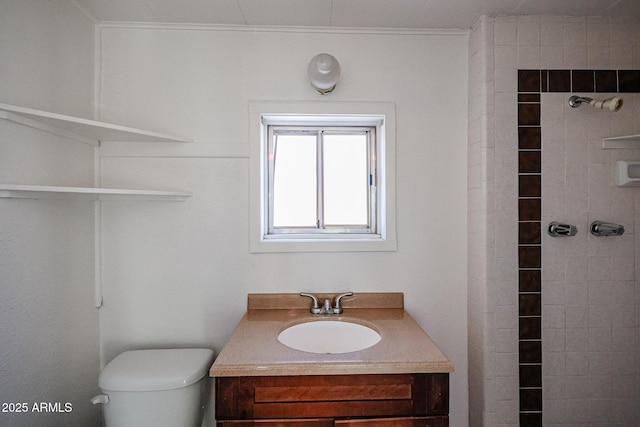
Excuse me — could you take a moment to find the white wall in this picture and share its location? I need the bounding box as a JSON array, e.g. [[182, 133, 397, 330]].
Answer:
[[0, 1, 100, 426], [97, 25, 469, 425]]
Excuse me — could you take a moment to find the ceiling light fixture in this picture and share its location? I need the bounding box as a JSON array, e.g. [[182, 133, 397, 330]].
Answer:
[[308, 53, 340, 95]]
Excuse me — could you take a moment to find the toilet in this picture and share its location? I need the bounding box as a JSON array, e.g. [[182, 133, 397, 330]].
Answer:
[[91, 348, 215, 427]]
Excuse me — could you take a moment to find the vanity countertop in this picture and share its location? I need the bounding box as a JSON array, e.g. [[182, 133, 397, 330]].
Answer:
[[210, 293, 454, 377]]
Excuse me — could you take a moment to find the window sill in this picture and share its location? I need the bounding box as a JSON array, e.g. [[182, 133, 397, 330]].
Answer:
[[250, 238, 397, 253]]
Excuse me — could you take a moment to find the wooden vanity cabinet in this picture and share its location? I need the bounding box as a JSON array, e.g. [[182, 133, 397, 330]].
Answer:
[[335, 417, 448, 426], [215, 373, 449, 426]]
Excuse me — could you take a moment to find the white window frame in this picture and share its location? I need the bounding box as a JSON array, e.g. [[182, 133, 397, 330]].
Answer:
[[267, 125, 376, 236], [249, 101, 397, 253]]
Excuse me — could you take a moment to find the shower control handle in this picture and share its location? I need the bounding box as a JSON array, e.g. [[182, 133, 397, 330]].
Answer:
[[548, 222, 578, 237], [590, 221, 625, 237]]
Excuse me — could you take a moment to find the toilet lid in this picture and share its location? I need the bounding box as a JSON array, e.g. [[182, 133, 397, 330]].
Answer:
[[99, 348, 215, 391]]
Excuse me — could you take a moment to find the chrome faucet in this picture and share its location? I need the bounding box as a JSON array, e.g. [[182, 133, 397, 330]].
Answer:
[[332, 292, 353, 314], [300, 292, 353, 314], [299, 292, 322, 314]]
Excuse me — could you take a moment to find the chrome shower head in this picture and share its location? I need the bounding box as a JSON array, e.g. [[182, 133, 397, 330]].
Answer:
[[568, 95, 623, 112]]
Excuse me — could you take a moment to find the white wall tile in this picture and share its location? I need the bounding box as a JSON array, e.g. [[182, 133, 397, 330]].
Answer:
[[611, 306, 635, 329], [494, 68, 517, 93], [588, 351, 613, 375], [543, 352, 566, 375], [611, 351, 636, 375], [565, 284, 589, 307], [588, 327, 612, 352], [587, 258, 612, 280], [494, 45, 517, 70], [586, 18, 610, 47], [588, 376, 613, 400], [543, 375, 566, 399], [588, 304, 612, 328], [564, 21, 587, 46], [544, 305, 567, 329], [588, 280, 613, 304], [587, 45, 610, 68], [566, 327, 589, 352], [542, 44, 564, 69], [565, 352, 589, 375], [543, 327, 567, 352], [565, 305, 588, 328], [611, 280, 636, 304], [566, 398, 591, 421], [482, 15, 640, 426], [543, 397, 566, 423], [563, 45, 587, 68], [517, 21, 541, 46], [541, 21, 564, 45], [610, 45, 634, 69], [565, 375, 590, 399], [494, 21, 516, 46], [565, 257, 589, 281], [517, 45, 541, 69]]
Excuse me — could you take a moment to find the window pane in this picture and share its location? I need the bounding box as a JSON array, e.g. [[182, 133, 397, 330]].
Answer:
[[323, 134, 368, 226], [272, 134, 317, 227]]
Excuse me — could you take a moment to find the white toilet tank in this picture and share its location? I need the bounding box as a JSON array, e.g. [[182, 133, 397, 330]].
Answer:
[[93, 348, 215, 427]]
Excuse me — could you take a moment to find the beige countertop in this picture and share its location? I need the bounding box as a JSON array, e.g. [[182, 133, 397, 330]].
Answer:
[[210, 293, 454, 377]]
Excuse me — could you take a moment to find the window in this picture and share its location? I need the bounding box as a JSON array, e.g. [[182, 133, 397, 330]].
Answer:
[[267, 125, 376, 236], [249, 102, 396, 253]]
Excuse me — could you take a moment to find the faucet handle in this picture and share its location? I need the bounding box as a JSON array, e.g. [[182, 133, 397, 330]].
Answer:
[[333, 292, 354, 313], [300, 292, 321, 314]]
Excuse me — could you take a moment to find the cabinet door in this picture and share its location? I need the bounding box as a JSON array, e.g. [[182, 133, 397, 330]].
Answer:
[[216, 373, 449, 420], [335, 416, 448, 427], [216, 419, 334, 427]]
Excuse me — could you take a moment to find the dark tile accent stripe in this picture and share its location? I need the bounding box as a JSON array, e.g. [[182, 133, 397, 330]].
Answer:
[[518, 104, 541, 125], [541, 70, 548, 93], [619, 70, 640, 92], [520, 412, 543, 427], [519, 316, 542, 340], [518, 199, 541, 221], [518, 247, 541, 268], [595, 70, 617, 92], [571, 70, 594, 92], [519, 151, 541, 173], [519, 341, 542, 363], [516, 68, 640, 426], [548, 70, 571, 92], [519, 294, 542, 316], [518, 127, 541, 149], [518, 70, 541, 92], [517, 68, 544, 425], [522, 69, 640, 94], [519, 175, 541, 197], [519, 270, 541, 292], [519, 364, 542, 387], [519, 222, 541, 244], [520, 389, 543, 411], [519, 93, 540, 103]]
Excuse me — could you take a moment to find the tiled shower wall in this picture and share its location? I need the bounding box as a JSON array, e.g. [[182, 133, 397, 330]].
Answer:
[[469, 16, 640, 426]]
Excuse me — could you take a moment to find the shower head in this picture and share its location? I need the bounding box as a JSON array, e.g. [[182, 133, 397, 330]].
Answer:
[[568, 95, 623, 112]]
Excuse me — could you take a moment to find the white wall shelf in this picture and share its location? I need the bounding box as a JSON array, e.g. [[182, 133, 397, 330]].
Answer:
[[601, 134, 640, 149], [0, 184, 192, 201], [0, 103, 192, 146]]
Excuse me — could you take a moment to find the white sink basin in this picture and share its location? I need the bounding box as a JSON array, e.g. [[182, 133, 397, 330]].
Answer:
[[278, 320, 381, 354]]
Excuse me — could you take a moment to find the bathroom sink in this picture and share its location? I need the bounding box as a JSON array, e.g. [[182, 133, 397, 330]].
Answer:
[[277, 320, 381, 354]]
